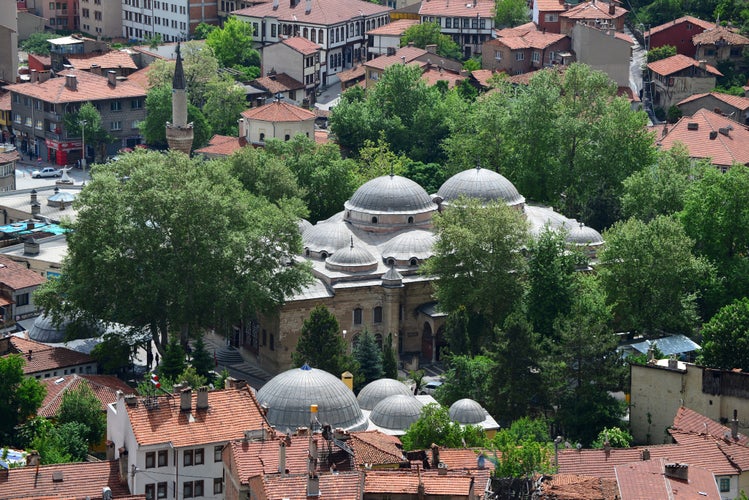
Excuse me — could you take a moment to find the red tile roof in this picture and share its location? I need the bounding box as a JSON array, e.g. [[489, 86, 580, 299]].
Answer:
[[0, 460, 133, 500], [0, 150, 20, 164], [365, 46, 428, 71], [336, 64, 365, 83], [693, 25, 749, 46], [6, 335, 95, 375], [126, 387, 270, 448], [495, 22, 538, 37], [38, 374, 134, 418], [0, 254, 47, 289], [252, 73, 305, 93], [419, 0, 494, 17], [678, 92, 749, 111], [233, 0, 390, 26], [66, 51, 138, 71], [437, 448, 495, 471], [367, 19, 420, 35], [314, 129, 330, 144], [538, 474, 619, 500], [647, 53, 722, 76], [194, 134, 248, 157], [488, 30, 567, 50], [241, 100, 316, 122], [534, 0, 566, 12], [614, 458, 721, 499], [121, 65, 154, 90], [670, 406, 749, 470], [560, 0, 627, 20], [471, 69, 496, 87], [0, 90, 10, 111], [659, 108, 749, 167], [421, 68, 465, 89], [282, 36, 322, 55], [350, 430, 404, 466], [3, 69, 147, 104], [257, 471, 363, 499], [614, 31, 633, 43], [645, 16, 715, 37], [364, 469, 475, 496]]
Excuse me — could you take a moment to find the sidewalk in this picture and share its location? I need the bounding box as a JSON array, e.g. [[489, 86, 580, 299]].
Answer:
[[197, 330, 274, 390]]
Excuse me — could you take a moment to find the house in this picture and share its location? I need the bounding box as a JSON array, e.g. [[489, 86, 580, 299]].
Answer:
[[0, 1, 17, 86], [534, 474, 619, 499], [559, 0, 628, 36], [239, 99, 316, 145], [364, 45, 464, 89], [22, 0, 78, 32], [418, 0, 495, 59], [366, 19, 420, 60], [0, 149, 18, 192], [249, 72, 306, 106], [571, 22, 632, 87], [647, 54, 722, 111], [3, 69, 147, 165], [336, 65, 366, 91], [47, 35, 110, 73], [615, 459, 721, 500], [0, 186, 83, 225], [655, 108, 749, 171], [0, 254, 46, 322], [0, 335, 98, 379], [0, 460, 136, 500], [122, 0, 219, 42], [38, 373, 135, 418], [677, 92, 749, 125], [194, 134, 248, 159], [262, 37, 322, 105], [79, 0, 123, 39], [0, 92, 12, 142], [107, 385, 271, 500], [65, 51, 140, 77], [693, 25, 749, 69], [644, 16, 716, 58], [233, 0, 392, 86], [482, 26, 569, 75], [533, 0, 567, 34], [364, 469, 479, 499]]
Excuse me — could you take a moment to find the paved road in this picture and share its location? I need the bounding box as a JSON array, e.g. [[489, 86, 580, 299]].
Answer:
[[16, 159, 91, 190]]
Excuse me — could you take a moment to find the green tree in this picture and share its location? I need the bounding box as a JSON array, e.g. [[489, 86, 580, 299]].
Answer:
[[495, 0, 530, 28], [20, 32, 57, 55], [599, 216, 713, 336], [647, 45, 677, 62], [382, 333, 398, 379], [63, 102, 112, 164], [160, 336, 187, 380], [353, 330, 383, 389], [698, 298, 749, 371], [34, 150, 311, 351], [32, 422, 89, 464], [226, 145, 306, 205], [139, 84, 212, 149], [420, 197, 529, 351], [57, 384, 106, 448], [206, 16, 260, 78], [436, 354, 495, 407], [176, 366, 207, 389], [147, 41, 220, 108], [203, 77, 249, 136], [401, 403, 486, 450], [90, 333, 132, 376], [591, 427, 633, 448], [190, 335, 214, 381], [292, 305, 353, 376], [0, 355, 46, 443], [193, 22, 217, 39], [401, 22, 462, 59], [490, 418, 554, 478]]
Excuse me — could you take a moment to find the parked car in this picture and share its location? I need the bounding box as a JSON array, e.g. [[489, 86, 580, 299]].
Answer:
[[32, 167, 61, 178], [420, 380, 443, 396]]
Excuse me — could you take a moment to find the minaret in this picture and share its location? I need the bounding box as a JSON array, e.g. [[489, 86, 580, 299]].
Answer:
[[165, 43, 194, 154]]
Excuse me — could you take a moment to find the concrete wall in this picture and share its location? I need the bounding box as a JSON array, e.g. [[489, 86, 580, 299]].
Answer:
[[263, 43, 305, 85], [653, 73, 716, 111], [247, 118, 314, 145], [0, 1, 18, 85], [572, 23, 630, 87]]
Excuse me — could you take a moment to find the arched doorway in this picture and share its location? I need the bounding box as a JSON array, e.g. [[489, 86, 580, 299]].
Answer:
[[421, 322, 433, 362]]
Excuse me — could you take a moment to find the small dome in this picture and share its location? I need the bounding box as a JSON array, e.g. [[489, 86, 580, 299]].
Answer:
[[524, 205, 572, 236], [449, 398, 487, 425], [345, 175, 435, 215], [325, 239, 378, 272], [302, 221, 352, 254], [357, 378, 414, 410], [370, 394, 424, 431], [28, 314, 71, 343], [297, 219, 313, 234], [257, 365, 368, 433], [380, 230, 436, 263], [564, 221, 604, 246], [438, 167, 525, 207], [382, 266, 404, 288]]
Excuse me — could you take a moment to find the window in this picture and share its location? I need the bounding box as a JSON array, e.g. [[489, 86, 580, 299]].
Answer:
[[82, 8, 89, 17], [495, 50, 501, 61], [145, 484, 155, 500], [373, 306, 382, 323], [184, 449, 193, 466], [131, 120, 141, 129], [194, 448, 204, 465], [94, 10, 101, 20], [157, 450, 168, 467], [110, 121, 122, 131], [720, 477, 730, 492], [146, 451, 156, 468], [111, 101, 122, 111], [157, 482, 168, 499], [214, 445, 222, 462], [354, 307, 363, 325], [284, 134, 290, 141], [544, 13, 558, 22], [532, 51, 540, 63], [213, 478, 223, 494], [371, 216, 378, 223], [259, 132, 265, 142], [515, 51, 524, 61], [16, 293, 29, 307], [271, 24, 276, 37], [184, 482, 193, 498], [35, 120, 43, 130]]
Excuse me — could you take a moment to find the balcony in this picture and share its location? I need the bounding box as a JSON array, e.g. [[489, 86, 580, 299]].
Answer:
[[45, 111, 62, 122]]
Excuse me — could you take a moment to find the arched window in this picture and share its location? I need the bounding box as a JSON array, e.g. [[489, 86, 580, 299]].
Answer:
[[321, 251, 328, 260], [353, 307, 363, 325], [284, 134, 290, 141], [373, 306, 382, 323], [371, 216, 378, 223], [305, 248, 310, 256], [318, 29, 324, 44], [311, 29, 316, 42], [410, 258, 418, 266], [407, 216, 414, 223], [303, 27, 308, 38], [259, 132, 265, 142], [386, 258, 395, 266]]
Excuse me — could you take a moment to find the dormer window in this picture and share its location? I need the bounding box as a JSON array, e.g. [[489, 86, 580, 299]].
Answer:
[[407, 216, 414, 224], [410, 258, 418, 266], [371, 216, 378, 223]]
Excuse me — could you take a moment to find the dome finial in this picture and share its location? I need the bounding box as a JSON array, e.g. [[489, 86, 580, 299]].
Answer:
[[390, 164, 394, 178], [350, 235, 354, 249], [475, 159, 481, 171]]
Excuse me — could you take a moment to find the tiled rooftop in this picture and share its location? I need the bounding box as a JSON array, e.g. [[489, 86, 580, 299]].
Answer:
[[241, 100, 316, 122], [367, 18, 419, 35], [534, 0, 567, 12], [5, 335, 94, 375], [614, 458, 721, 499], [282, 36, 322, 55], [365, 46, 428, 71], [233, 0, 390, 26], [678, 91, 749, 111], [489, 30, 567, 50], [419, 0, 495, 18], [560, 0, 628, 20], [647, 54, 722, 76], [0, 90, 10, 111], [258, 471, 363, 499], [349, 430, 404, 465], [0, 254, 47, 289], [693, 25, 749, 46], [125, 387, 270, 448], [194, 134, 248, 157], [645, 16, 715, 37], [364, 469, 475, 496], [0, 460, 133, 499], [471, 69, 495, 87], [38, 374, 134, 418], [538, 474, 619, 499], [421, 67, 465, 89], [3, 69, 147, 103], [336, 64, 365, 82], [252, 73, 305, 93], [0, 150, 20, 164], [495, 22, 538, 37], [66, 51, 138, 71]]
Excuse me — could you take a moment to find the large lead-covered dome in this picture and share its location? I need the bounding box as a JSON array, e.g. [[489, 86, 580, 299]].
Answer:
[[357, 378, 414, 410], [257, 365, 368, 433], [325, 240, 379, 272], [438, 167, 525, 207], [449, 398, 487, 425], [345, 175, 435, 214], [370, 394, 424, 431]]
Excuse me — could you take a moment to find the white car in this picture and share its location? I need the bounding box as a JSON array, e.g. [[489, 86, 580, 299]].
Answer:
[[32, 167, 61, 178]]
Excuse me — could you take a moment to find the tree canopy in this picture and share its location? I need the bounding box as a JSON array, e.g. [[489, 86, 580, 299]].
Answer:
[[292, 305, 354, 376], [205, 16, 261, 80], [698, 298, 749, 371], [0, 355, 46, 444], [495, 0, 530, 28], [401, 22, 462, 59], [401, 403, 486, 450], [57, 383, 106, 448], [139, 84, 211, 150], [63, 102, 112, 163], [20, 32, 57, 55]]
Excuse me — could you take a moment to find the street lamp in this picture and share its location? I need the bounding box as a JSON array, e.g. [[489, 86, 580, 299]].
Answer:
[[79, 119, 87, 173]]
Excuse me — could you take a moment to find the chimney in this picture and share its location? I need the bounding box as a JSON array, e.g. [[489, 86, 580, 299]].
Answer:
[[118, 448, 128, 482], [431, 443, 440, 468], [710, 130, 718, 140], [305, 0, 311, 13], [90, 63, 101, 75], [107, 70, 117, 87], [196, 386, 209, 410], [608, 1, 615, 15], [641, 448, 650, 460], [273, 0, 279, 8], [30, 189, 37, 204], [52, 471, 64, 482], [39, 71, 51, 83], [719, 126, 732, 136], [307, 438, 320, 496], [24, 238, 40, 256], [698, 60, 707, 70], [31, 201, 41, 216], [278, 441, 287, 475], [731, 409, 739, 439], [65, 74, 78, 91], [238, 118, 246, 138], [425, 44, 437, 54], [30, 69, 38, 83], [664, 463, 688, 481], [27, 349, 32, 360], [124, 394, 137, 406], [180, 387, 192, 412], [667, 357, 678, 369]]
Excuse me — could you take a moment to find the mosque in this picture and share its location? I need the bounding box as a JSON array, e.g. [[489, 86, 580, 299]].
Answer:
[[238, 166, 603, 376]]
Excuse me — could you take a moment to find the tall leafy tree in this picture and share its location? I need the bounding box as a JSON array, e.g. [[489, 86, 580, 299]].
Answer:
[[159, 336, 187, 380], [495, 0, 530, 28], [698, 298, 749, 371], [226, 145, 306, 205], [401, 403, 486, 450], [599, 216, 713, 337], [647, 45, 677, 62], [63, 102, 112, 164], [436, 354, 495, 407], [34, 149, 311, 351], [382, 332, 398, 379], [353, 330, 383, 388], [206, 16, 260, 79], [490, 418, 554, 478], [20, 32, 58, 55], [190, 335, 214, 381], [32, 422, 89, 464], [57, 384, 106, 448], [420, 197, 529, 351], [292, 305, 353, 376], [400, 22, 462, 59], [202, 77, 250, 136], [90, 333, 132, 376], [147, 41, 220, 108], [0, 355, 46, 443]]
